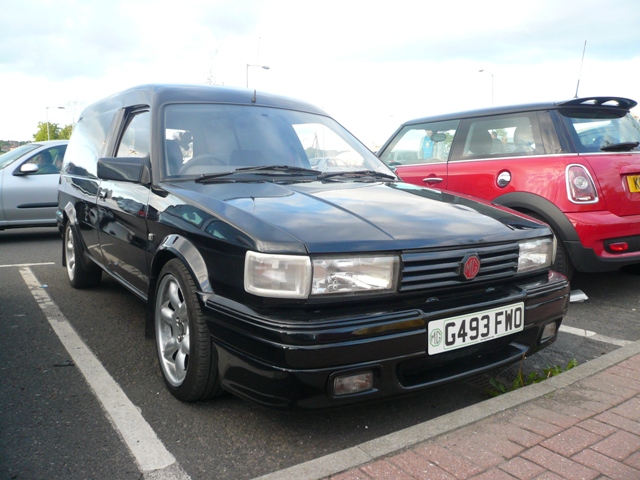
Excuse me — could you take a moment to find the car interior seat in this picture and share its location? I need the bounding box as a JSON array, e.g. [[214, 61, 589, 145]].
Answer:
[[467, 129, 493, 156], [165, 139, 184, 175], [513, 126, 535, 153]]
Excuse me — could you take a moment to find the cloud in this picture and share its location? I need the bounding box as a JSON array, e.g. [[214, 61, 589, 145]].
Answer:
[[0, 0, 638, 141]]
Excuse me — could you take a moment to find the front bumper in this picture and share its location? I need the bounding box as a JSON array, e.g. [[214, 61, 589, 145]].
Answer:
[[203, 271, 570, 409]]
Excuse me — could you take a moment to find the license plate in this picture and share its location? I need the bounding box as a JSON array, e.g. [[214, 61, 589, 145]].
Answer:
[[428, 303, 524, 355], [627, 175, 640, 193]]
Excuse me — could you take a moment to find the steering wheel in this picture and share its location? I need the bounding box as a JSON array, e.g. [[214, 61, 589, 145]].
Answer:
[[178, 155, 225, 175]]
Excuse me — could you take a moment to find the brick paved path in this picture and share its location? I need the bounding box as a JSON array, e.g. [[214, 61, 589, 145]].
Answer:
[[328, 354, 640, 480]]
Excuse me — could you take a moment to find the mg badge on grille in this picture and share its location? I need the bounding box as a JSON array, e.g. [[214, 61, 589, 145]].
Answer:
[[459, 253, 481, 280]]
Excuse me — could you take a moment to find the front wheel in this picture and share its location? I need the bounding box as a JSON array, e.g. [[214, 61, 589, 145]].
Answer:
[[155, 259, 222, 402], [64, 222, 102, 288]]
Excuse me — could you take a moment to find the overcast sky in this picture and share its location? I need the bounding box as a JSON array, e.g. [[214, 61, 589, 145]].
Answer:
[[2, 0, 639, 148]]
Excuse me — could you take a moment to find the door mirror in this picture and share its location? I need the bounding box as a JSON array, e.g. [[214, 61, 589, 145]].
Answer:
[[15, 163, 40, 175], [98, 155, 150, 183]]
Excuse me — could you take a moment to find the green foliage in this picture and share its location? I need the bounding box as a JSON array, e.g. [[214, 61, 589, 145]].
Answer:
[[60, 124, 73, 139], [33, 121, 73, 141], [487, 358, 578, 397]]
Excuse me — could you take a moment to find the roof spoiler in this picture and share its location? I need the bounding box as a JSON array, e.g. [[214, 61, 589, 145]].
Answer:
[[556, 97, 637, 110]]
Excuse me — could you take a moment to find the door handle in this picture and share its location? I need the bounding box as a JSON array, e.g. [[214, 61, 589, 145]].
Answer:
[[423, 177, 443, 184]]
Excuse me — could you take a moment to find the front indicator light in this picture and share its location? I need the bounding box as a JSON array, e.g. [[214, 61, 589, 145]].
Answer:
[[244, 251, 311, 298], [334, 372, 373, 396]]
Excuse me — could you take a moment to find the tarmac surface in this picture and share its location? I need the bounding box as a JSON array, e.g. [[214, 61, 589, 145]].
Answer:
[[254, 339, 640, 480]]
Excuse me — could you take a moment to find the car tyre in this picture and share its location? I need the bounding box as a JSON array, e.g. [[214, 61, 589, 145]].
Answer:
[[155, 259, 222, 402], [64, 222, 102, 288]]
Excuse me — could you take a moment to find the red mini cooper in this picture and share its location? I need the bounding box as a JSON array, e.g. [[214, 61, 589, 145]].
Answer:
[[378, 97, 640, 279]]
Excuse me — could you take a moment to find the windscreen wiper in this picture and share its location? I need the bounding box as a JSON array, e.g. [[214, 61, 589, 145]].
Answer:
[[233, 165, 320, 175], [600, 141, 640, 152], [317, 170, 398, 182], [195, 165, 320, 183]]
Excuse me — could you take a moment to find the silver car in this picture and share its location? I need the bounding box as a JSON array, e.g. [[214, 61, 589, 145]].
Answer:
[[0, 140, 68, 230]]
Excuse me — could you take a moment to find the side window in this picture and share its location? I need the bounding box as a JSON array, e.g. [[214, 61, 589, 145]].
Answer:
[[63, 110, 116, 178], [27, 145, 67, 174], [558, 110, 640, 153], [379, 120, 459, 166], [452, 113, 544, 161], [116, 111, 150, 158]]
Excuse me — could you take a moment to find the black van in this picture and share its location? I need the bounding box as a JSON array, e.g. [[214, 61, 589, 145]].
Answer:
[[57, 84, 569, 408]]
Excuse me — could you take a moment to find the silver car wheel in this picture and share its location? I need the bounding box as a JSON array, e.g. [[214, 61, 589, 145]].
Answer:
[[155, 273, 190, 387], [65, 224, 76, 282]]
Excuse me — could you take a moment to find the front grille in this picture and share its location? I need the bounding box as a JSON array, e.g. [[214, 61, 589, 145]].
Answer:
[[400, 243, 519, 291]]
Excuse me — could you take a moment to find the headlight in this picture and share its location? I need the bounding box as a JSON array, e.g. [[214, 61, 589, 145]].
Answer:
[[244, 252, 311, 298], [311, 256, 399, 296], [518, 237, 554, 273], [244, 252, 399, 298]]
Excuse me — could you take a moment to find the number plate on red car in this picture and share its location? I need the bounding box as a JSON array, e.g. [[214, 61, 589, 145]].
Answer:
[[627, 175, 640, 193], [428, 303, 524, 355]]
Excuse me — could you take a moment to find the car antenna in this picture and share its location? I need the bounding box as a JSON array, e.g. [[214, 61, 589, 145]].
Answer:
[[574, 40, 587, 98], [252, 89, 257, 103]]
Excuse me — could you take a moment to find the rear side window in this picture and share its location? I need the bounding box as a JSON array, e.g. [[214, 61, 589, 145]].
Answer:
[[558, 110, 640, 153], [451, 112, 544, 161], [379, 119, 459, 166], [63, 110, 117, 178], [116, 111, 150, 158]]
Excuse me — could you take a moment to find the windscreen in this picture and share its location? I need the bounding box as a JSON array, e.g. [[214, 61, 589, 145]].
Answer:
[[162, 104, 391, 179], [0, 144, 40, 169]]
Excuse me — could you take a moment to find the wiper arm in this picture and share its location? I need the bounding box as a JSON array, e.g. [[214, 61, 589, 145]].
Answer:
[[317, 170, 398, 182], [194, 171, 236, 183], [233, 165, 320, 175], [194, 165, 320, 184], [600, 141, 640, 152]]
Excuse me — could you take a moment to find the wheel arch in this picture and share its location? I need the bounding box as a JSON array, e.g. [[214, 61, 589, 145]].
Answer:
[[492, 192, 579, 243], [146, 234, 213, 337], [61, 202, 101, 272]]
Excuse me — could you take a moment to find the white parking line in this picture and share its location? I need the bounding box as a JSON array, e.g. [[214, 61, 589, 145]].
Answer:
[[0, 262, 55, 268], [560, 325, 632, 347], [19, 267, 190, 480]]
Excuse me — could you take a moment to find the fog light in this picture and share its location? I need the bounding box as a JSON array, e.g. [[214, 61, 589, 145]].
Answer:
[[541, 322, 558, 342], [609, 242, 629, 252], [334, 372, 373, 396]]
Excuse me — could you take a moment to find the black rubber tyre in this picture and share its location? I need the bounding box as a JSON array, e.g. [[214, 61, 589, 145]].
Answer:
[[527, 213, 574, 280], [64, 222, 102, 288], [154, 259, 222, 402]]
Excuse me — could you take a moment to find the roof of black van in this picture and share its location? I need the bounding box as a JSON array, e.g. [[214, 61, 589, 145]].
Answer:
[[400, 96, 636, 126], [79, 83, 328, 118]]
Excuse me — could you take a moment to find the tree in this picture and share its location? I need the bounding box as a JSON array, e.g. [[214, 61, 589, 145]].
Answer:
[[60, 124, 73, 139], [33, 121, 73, 141]]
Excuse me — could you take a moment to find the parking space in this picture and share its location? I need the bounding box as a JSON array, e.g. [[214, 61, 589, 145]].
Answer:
[[1, 228, 639, 479]]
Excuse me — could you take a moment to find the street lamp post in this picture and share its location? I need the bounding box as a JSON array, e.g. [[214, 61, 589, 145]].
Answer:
[[478, 69, 494, 106], [45, 106, 66, 141], [246, 64, 270, 89]]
